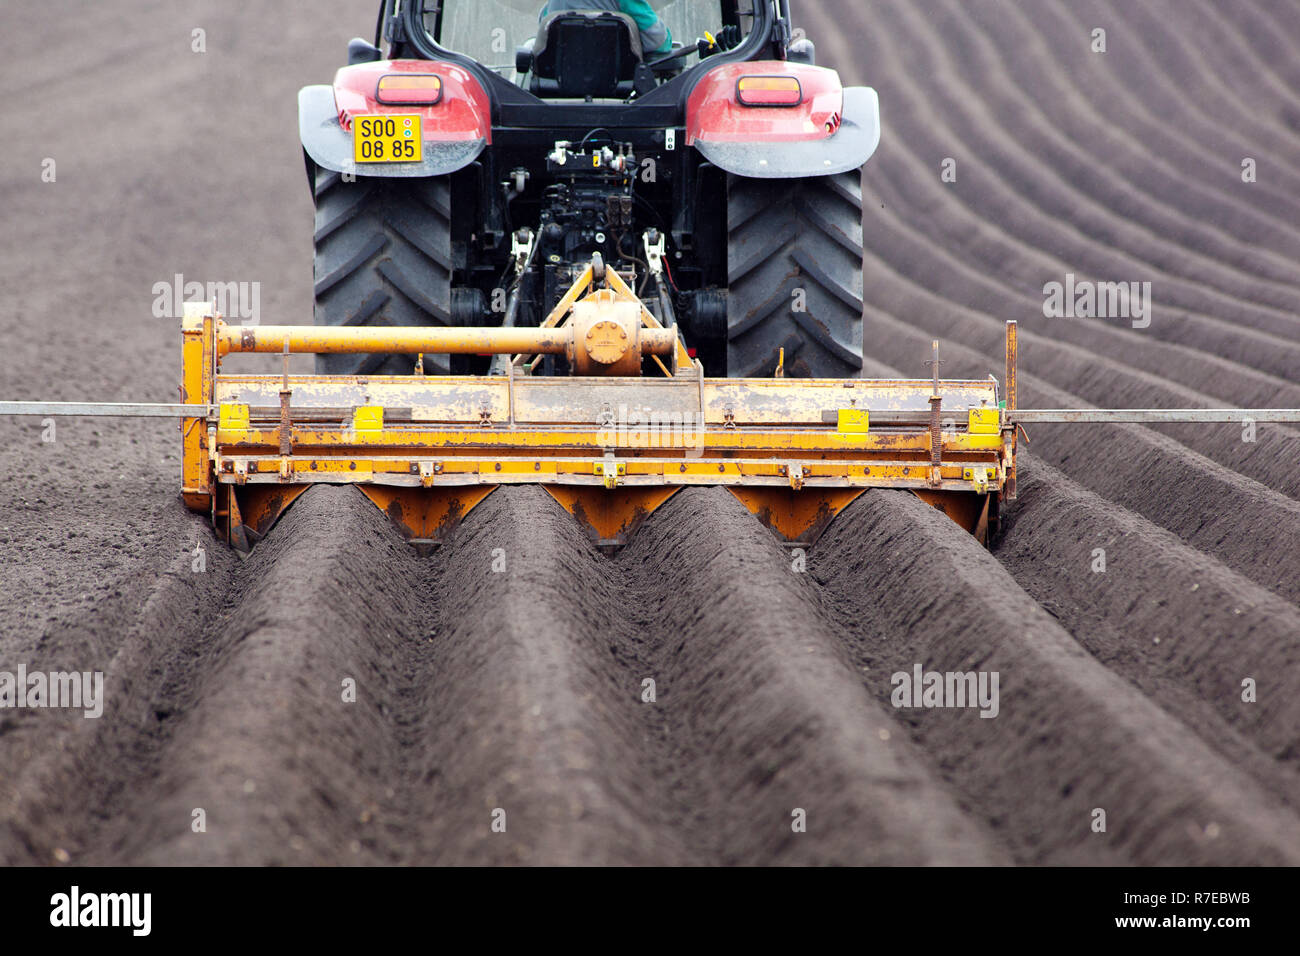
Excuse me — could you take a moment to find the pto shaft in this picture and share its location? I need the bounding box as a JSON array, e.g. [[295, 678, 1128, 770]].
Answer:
[[218, 323, 678, 359]]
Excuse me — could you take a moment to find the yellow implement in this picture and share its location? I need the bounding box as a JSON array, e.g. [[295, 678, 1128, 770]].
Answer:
[[5, 259, 1298, 554], [178, 262, 1016, 551]]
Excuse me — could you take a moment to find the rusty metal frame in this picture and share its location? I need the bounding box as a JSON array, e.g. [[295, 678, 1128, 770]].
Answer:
[[11, 306, 1300, 551], [180, 309, 1016, 549]]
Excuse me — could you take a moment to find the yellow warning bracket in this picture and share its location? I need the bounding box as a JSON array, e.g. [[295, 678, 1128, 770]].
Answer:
[[968, 406, 999, 435], [352, 405, 384, 433], [837, 408, 870, 433], [217, 403, 246, 434], [595, 460, 627, 489]]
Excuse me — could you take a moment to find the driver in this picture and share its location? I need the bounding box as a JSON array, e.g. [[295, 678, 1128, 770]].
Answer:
[[539, 1, 673, 56]]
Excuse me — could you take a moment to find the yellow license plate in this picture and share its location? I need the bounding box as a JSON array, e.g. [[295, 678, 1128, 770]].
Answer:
[[353, 114, 422, 163]]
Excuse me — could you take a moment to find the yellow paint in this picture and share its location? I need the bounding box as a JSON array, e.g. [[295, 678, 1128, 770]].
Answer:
[[968, 406, 1000, 434], [914, 489, 992, 544], [359, 485, 497, 541], [727, 487, 865, 543], [352, 405, 384, 433], [211, 456, 999, 490], [543, 485, 680, 543], [232, 425, 1006, 454], [181, 304, 214, 510], [837, 408, 870, 433], [217, 403, 249, 434], [962, 466, 990, 493], [595, 459, 626, 488], [183, 287, 1018, 551]]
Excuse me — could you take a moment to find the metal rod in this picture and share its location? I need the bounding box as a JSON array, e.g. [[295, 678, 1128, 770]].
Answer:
[[0, 401, 208, 418], [1009, 409, 1300, 423], [926, 340, 942, 486], [1005, 320, 1017, 412], [490, 228, 539, 376], [3, 402, 1297, 425], [217, 324, 678, 357], [278, 337, 292, 457], [487, 287, 524, 376]]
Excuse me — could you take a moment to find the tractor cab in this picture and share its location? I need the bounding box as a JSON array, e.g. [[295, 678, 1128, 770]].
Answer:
[[300, 0, 879, 381], [523, 11, 644, 98], [417, 0, 745, 98]]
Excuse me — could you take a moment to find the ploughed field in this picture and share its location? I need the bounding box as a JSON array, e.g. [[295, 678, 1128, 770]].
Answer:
[[1, 0, 1297, 864]]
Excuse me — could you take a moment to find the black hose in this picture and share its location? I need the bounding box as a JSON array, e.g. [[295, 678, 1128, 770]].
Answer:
[[373, 0, 387, 51], [579, 128, 613, 149], [488, 235, 540, 375]]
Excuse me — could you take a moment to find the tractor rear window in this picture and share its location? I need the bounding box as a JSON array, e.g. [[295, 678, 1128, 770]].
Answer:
[[422, 1, 746, 79]]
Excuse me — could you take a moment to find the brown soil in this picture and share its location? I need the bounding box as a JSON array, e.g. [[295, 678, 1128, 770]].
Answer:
[[1, 0, 1297, 865]]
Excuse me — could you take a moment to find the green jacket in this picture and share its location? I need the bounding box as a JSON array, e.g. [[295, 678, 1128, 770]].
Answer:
[[540, 1, 673, 54]]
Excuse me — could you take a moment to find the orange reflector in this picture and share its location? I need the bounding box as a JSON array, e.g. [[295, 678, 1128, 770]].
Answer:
[[736, 75, 803, 107], [376, 74, 443, 105]]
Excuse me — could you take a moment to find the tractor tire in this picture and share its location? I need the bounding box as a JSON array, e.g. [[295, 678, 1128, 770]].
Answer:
[[725, 171, 864, 378], [312, 167, 452, 375]]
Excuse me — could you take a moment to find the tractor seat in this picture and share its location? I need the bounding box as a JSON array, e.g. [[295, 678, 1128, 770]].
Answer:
[[524, 11, 643, 98]]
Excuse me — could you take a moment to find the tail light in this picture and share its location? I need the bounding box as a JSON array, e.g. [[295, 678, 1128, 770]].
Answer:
[[376, 74, 443, 106], [735, 75, 803, 107]]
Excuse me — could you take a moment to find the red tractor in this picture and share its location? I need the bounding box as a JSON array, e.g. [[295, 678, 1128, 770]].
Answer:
[[299, 1, 880, 379]]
